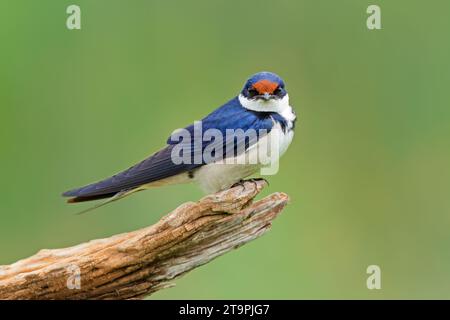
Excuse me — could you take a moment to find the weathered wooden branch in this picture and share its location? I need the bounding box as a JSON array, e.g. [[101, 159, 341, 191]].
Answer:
[[0, 181, 289, 300]]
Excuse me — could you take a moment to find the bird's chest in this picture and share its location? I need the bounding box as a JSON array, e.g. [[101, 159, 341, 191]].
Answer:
[[272, 122, 295, 157], [265, 106, 296, 157]]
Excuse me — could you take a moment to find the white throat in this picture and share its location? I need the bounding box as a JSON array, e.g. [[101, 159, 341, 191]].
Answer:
[[239, 93, 290, 114]]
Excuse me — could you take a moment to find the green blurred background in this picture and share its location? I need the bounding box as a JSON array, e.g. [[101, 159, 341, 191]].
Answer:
[[1, 0, 450, 299]]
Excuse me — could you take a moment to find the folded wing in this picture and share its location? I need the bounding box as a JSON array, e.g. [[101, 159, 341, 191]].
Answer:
[[63, 97, 276, 203]]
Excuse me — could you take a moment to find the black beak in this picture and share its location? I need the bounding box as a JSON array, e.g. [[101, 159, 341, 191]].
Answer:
[[255, 93, 275, 101]]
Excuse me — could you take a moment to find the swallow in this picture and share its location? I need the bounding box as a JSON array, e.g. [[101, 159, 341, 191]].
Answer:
[[63, 71, 296, 213]]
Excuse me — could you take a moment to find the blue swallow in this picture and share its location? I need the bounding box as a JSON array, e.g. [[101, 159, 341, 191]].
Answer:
[[63, 71, 296, 213]]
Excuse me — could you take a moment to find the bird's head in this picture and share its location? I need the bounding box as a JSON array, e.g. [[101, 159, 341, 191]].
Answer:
[[239, 71, 289, 113]]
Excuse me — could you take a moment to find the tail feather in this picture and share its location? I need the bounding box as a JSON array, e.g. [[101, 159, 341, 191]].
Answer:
[[67, 192, 117, 203], [71, 188, 142, 215]]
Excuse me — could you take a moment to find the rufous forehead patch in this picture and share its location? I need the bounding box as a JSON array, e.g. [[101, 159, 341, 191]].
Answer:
[[252, 80, 278, 94]]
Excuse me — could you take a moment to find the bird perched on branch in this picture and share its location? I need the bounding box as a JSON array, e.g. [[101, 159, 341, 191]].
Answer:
[[63, 71, 296, 213]]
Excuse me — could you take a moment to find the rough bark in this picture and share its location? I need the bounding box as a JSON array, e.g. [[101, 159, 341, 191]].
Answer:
[[0, 180, 289, 300]]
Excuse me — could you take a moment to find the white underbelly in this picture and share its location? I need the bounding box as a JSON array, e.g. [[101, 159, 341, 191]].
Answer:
[[193, 163, 260, 194]]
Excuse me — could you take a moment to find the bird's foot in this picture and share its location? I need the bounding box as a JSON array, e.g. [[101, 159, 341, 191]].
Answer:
[[247, 177, 269, 185], [230, 179, 245, 189], [230, 178, 269, 191]]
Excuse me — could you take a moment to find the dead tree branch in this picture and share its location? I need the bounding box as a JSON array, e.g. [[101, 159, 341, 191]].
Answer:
[[0, 181, 289, 300]]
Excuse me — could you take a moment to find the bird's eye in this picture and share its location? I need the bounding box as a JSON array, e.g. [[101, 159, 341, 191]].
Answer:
[[274, 86, 282, 96], [247, 88, 259, 98]]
